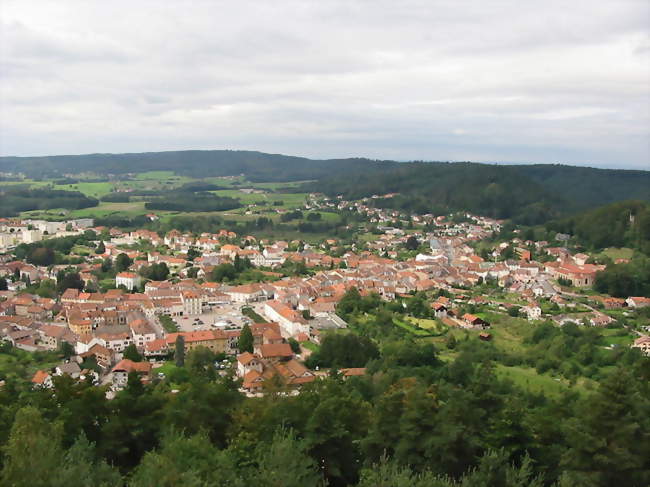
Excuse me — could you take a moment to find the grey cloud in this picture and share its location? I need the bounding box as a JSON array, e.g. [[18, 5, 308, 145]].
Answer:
[[0, 0, 648, 170]]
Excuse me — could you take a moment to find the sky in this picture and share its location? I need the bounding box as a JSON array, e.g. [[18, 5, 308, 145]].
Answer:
[[1, 0, 649, 170]]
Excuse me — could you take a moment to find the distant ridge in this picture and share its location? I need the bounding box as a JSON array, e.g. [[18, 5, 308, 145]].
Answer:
[[1, 150, 648, 224], [0, 150, 395, 182]]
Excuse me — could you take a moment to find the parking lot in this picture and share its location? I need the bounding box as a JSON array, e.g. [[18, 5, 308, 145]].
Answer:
[[175, 303, 254, 332]]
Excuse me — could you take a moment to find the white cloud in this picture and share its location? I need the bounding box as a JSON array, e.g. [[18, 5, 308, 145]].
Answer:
[[0, 0, 648, 169]]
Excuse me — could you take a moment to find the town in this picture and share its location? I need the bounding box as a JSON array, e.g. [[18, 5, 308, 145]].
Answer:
[[1, 192, 648, 397]]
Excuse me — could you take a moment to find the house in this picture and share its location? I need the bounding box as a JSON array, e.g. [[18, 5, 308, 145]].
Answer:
[[521, 303, 542, 321], [431, 302, 448, 318], [632, 336, 650, 356], [68, 318, 93, 336], [31, 370, 53, 388], [237, 351, 263, 377], [256, 343, 293, 363], [601, 297, 626, 309], [79, 343, 115, 368], [143, 338, 169, 359], [340, 367, 366, 378], [37, 324, 75, 351], [97, 332, 133, 352], [553, 263, 603, 287], [626, 297, 650, 309], [462, 313, 490, 329], [115, 272, 141, 291], [225, 284, 265, 304], [129, 319, 156, 348], [111, 359, 152, 389], [479, 332, 493, 341], [263, 300, 310, 337], [165, 330, 229, 354], [55, 361, 81, 379], [181, 291, 202, 315]]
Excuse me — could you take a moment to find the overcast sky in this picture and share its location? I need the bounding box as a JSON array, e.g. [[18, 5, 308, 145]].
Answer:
[[1, 1, 648, 169]]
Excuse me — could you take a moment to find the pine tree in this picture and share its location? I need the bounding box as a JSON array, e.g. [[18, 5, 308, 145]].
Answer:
[[175, 335, 185, 366], [238, 324, 254, 353]]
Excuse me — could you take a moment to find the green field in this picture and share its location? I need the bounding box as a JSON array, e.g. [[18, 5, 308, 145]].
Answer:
[[495, 364, 573, 396], [594, 247, 635, 261], [478, 313, 531, 353], [20, 201, 148, 220], [406, 317, 448, 335], [393, 318, 433, 337], [251, 180, 314, 190], [133, 171, 177, 180], [52, 182, 114, 198], [599, 327, 635, 347]]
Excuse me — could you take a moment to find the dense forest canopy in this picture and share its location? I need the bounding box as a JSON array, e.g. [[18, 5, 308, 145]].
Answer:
[[547, 200, 650, 254], [0, 188, 98, 217], [144, 191, 241, 212], [0, 150, 390, 181]]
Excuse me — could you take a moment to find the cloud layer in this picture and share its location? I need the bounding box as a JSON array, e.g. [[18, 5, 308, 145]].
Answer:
[[1, 0, 648, 169]]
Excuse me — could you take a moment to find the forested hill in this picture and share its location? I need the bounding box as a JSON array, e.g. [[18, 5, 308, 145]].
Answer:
[[304, 162, 650, 224], [2, 150, 648, 223], [0, 150, 394, 182], [547, 200, 650, 254]]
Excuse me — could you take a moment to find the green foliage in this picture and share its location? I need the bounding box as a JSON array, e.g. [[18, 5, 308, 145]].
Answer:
[[405, 235, 419, 250], [594, 255, 650, 297], [508, 306, 520, 317], [123, 344, 142, 362], [175, 336, 185, 367], [159, 315, 179, 333], [241, 307, 267, 323], [145, 191, 240, 212], [115, 253, 132, 273], [308, 162, 650, 224], [1, 406, 64, 486], [129, 431, 242, 487], [56, 270, 84, 294], [186, 346, 216, 377], [210, 257, 259, 283], [27, 246, 55, 266], [238, 324, 254, 354], [0, 187, 98, 217], [288, 337, 301, 354], [561, 371, 650, 486], [139, 262, 169, 281], [549, 200, 650, 254], [1, 407, 121, 487], [307, 332, 379, 369]]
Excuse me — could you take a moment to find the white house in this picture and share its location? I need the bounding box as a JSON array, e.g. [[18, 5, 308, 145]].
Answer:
[[116, 272, 141, 291], [181, 291, 203, 315], [521, 304, 542, 321], [225, 284, 265, 304], [263, 300, 310, 337]]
